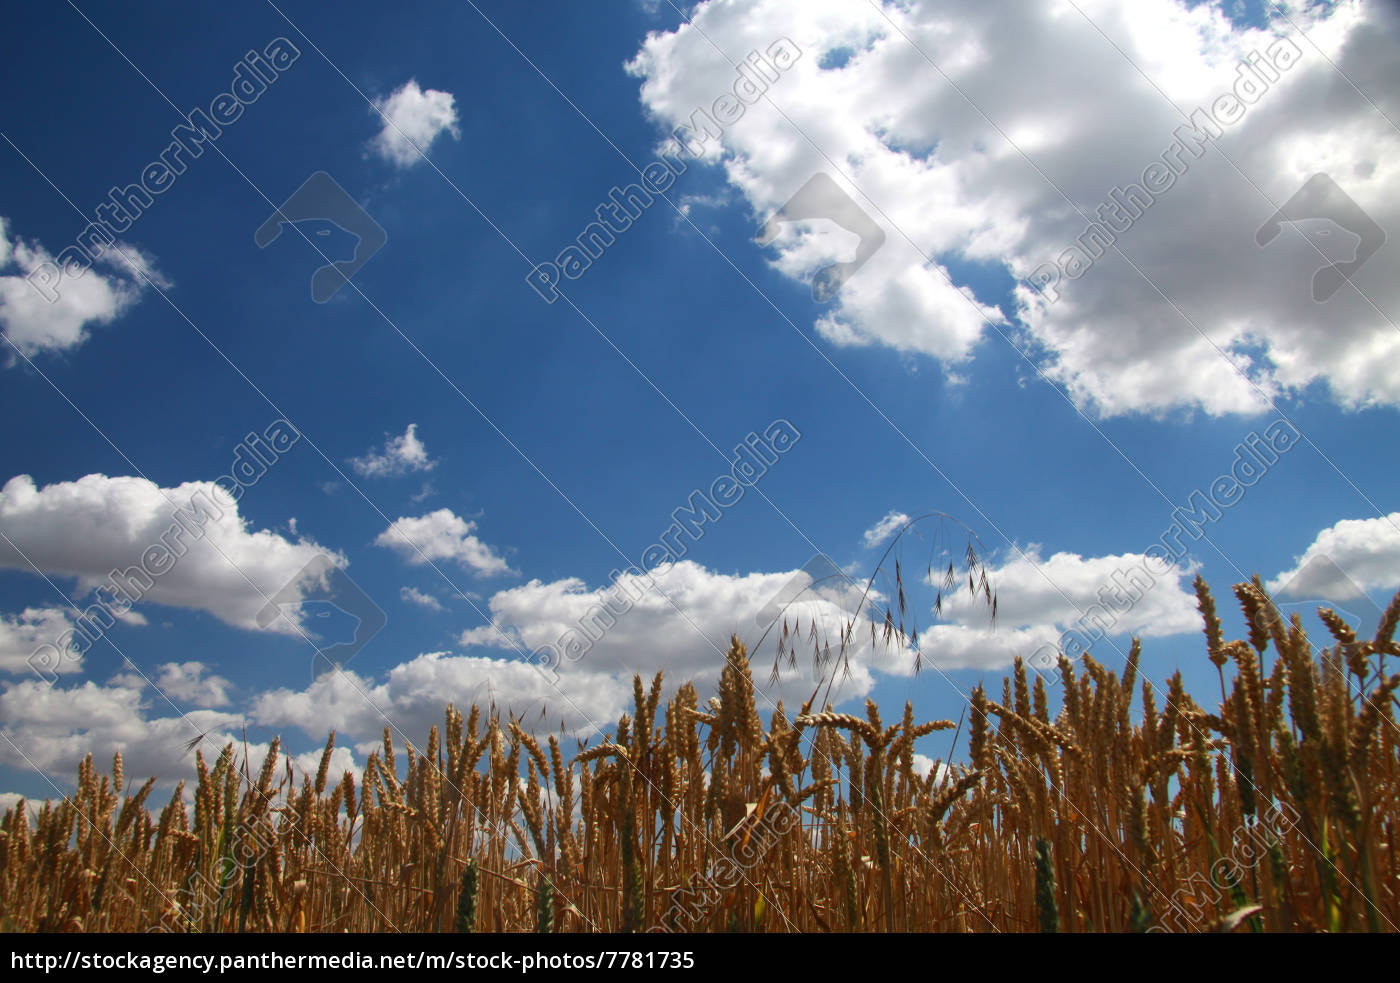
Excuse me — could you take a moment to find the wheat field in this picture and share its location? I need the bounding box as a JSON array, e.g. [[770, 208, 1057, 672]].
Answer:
[[2, 575, 1397, 933]]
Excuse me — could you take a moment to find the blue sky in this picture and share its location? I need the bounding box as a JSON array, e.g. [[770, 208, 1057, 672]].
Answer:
[[1, 0, 1397, 802]]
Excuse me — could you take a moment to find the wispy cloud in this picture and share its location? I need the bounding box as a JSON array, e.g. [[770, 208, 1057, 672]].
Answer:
[[862, 510, 910, 548], [400, 586, 444, 612]]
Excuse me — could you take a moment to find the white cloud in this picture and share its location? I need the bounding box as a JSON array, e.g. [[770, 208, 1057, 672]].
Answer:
[[155, 661, 233, 708], [458, 559, 907, 718], [917, 547, 1201, 670], [375, 508, 513, 576], [942, 548, 1199, 634], [912, 621, 1067, 673], [1268, 513, 1400, 600], [349, 423, 437, 478], [0, 216, 168, 361], [0, 792, 39, 821], [0, 671, 356, 796], [627, 0, 1400, 416], [0, 473, 337, 634], [253, 652, 627, 746], [388, 550, 1051, 742], [400, 586, 444, 612], [0, 674, 246, 788], [911, 752, 951, 785], [862, 510, 909, 548], [254, 553, 901, 745], [114, 608, 147, 627], [256, 560, 871, 748], [0, 542, 1211, 792], [0, 607, 83, 676], [369, 80, 461, 168], [457, 622, 513, 647]]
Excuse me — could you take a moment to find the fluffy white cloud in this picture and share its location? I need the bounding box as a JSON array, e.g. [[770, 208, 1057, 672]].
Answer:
[[350, 423, 437, 478], [426, 552, 1178, 733], [0, 674, 246, 788], [0, 607, 82, 676], [0, 544, 1209, 791], [255, 555, 904, 744], [1268, 513, 1400, 600], [0, 670, 361, 798], [399, 586, 444, 611], [375, 509, 512, 576], [0, 216, 167, 360], [0, 473, 337, 634], [919, 547, 1201, 670], [459, 559, 906, 719], [862, 510, 909, 548], [253, 652, 627, 746], [369, 80, 461, 167], [0, 792, 38, 821], [154, 661, 233, 708], [626, 0, 1400, 416], [911, 752, 951, 785], [911, 622, 1066, 674], [942, 548, 1199, 634]]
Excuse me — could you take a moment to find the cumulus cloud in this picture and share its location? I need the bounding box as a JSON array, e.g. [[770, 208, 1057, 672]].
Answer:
[[0, 607, 82, 676], [918, 547, 1201, 670], [256, 554, 904, 744], [349, 423, 437, 478], [253, 652, 627, 747], [0, 473, 337, 634], [862, 510, 909, 548], [0, 674, 245, 787], [358, 552, 1191, 739], [0, 216, 168, 361], [911, 752, 951, 785], [626, 0, 1400, 416], [1268, 513, 1400, 600], [0, 670, 358, 795], [0, 792, 39, 821], [154, 661, 233, 708], [375, 509, 513, 576], [457, 559, 907, 718], [3, 542, 1210, 788], [942, 548, 1199, 634], [369, 80, 461, 167]]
